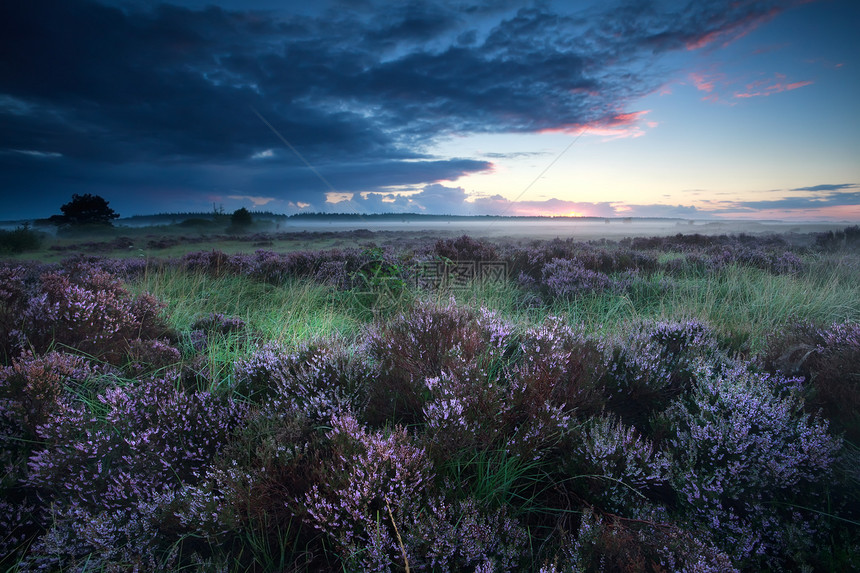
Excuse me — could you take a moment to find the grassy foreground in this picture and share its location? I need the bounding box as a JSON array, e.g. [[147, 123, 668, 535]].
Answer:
[[1, 229, 859, 571]]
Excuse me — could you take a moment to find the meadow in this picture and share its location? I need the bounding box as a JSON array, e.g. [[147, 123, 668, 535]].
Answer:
[[1, 223, 859, 571]]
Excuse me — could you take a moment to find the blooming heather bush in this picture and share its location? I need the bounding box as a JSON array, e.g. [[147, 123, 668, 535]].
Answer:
[[809, 322, 860, 439], [576, 245, 659, 275], [169, 405, 322, 568], [365, 300, 517, 426], [124, 337, 182, 376], [0, 352, 99, 562], [422, 368, 573, 464], [399, 496, 528, 572], [0, 351, 99, 448], [541, 510, 737, 573], [516, 317, 606, 417], [60, 254, 152, 282], [314, 258, 349, 287], [565, 415, 672, 517], [179, 249, 234, 276], [25, 373, 245, 568], [302, 413, 433, 569], [233, 340, 372, 416], [600, 320, 723, 432], [0, 264, 48, 360], [666, 362, 841, 568], [542, 258, 614, 298], [814, 225, 860, 251], [11, 268, 171, 364], [301, 413, 529, 571], [190, 311, 247, 335]]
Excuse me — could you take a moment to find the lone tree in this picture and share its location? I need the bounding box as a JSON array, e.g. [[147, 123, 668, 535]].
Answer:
[[230, 207, 253, 229], [50, 194, 119, 227]]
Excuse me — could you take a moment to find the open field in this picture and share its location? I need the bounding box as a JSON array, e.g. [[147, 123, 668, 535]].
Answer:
[[1, 216, 853, 263], [2, 222, 859, 571]]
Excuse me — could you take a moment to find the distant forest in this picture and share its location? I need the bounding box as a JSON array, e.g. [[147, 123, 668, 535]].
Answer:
[[117, 212, 679, 223]]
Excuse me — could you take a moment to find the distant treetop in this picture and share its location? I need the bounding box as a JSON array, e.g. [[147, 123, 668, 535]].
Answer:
[[50, 194, 120, 227]]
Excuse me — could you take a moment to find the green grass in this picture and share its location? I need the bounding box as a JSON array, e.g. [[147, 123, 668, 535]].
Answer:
[[128, 253, 860, 364], [429, 258, 860, 353], [132, 268, 366, 346]]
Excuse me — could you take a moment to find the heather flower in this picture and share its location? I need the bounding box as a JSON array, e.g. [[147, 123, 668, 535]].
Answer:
[[302, 413, 434, 568], [233, 339, 372, 415], [11, 268, 171, 364], [666, 362, 841, 567], [566, 415, 672, 516], [25, 372, 245, 567]]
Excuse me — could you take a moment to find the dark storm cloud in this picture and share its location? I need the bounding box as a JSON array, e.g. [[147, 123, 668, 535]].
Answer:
[[0, 0, 805, 215]]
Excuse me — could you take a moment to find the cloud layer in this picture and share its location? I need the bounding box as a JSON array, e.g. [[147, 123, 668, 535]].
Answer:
[[0, 0, 818, 217]]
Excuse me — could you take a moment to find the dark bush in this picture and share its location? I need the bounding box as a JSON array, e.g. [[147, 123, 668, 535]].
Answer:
[[434, 234, 500, 262], [0, 225, 42, 254], [543, 510, 737, 573], [762, 321, 860, 442]]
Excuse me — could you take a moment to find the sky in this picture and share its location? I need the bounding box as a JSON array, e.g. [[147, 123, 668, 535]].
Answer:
[[1, 0, 858, 221]]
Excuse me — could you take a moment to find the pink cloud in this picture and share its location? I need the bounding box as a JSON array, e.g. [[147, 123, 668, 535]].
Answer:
[[734, 78, 813, 98], [540, 110, 654, 139]]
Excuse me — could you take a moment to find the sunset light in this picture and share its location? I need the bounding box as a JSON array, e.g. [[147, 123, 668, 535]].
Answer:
[[0, 0, 857, 222]]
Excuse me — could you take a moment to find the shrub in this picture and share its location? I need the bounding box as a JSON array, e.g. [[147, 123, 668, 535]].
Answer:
[[541, 258, 614, 298], [0, 225, 42, 254], [0, 352, 98, 563], [124, 338, 182, 376], [761, 321, 860, 442], [190, 311, 247, 335], [564, 415, 672, 517], [365, 300, 516, 426], [599, 320, 723, 433], [515, 317, 606, 417], [434, 234, 500, 262], [233, 339, 373, 416], [542, 509, 737, 573], [301, 413, 529, 571], [24, 373, 245, 569], [665, 362, 841, 568], [10, 268, 171, 364], [302, 413, 434, 569], [172, 405, 322, 568]]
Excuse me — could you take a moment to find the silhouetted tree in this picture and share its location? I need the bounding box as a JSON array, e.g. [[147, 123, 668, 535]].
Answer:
[[230, 207, 253, 228], [50, 194, 119, 227]]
